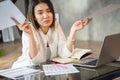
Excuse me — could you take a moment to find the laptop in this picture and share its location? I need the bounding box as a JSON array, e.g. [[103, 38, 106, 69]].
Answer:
[[73, 33, 120, 68]]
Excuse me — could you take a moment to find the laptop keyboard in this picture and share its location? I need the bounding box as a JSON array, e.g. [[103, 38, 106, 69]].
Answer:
[[74, 57, 98, 66], [84, 59, 98, 66]]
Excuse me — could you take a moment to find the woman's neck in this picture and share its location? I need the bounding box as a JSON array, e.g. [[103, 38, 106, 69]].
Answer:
[[41, 27, 49, 34]]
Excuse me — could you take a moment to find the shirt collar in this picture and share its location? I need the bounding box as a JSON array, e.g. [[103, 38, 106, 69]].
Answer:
[[39, 28, 51, 44]]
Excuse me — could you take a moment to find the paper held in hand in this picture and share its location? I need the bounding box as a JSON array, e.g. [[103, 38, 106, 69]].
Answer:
[[0, 0, 26, 30], [50, 48, 92, 64]]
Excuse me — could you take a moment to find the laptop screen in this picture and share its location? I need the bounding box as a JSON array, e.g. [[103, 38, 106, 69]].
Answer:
[[97, 33, 120, 66]]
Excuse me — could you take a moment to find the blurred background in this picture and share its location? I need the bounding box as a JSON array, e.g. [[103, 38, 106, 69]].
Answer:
[[51, 0, 120, 41], [0, 0, 120, 69], [0, 0, 120, 42]]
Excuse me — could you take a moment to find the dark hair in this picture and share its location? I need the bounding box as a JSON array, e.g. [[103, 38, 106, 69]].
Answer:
[[27, 0, 55, 30]]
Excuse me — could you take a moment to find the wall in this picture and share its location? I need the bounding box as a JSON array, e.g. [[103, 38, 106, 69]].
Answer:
[[51, 0, 120, 41], [14, 0, 120, 41]]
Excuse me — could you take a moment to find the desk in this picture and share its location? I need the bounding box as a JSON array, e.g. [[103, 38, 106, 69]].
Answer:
[[0, 63, 120, 80], [0, 40, 120, 80]]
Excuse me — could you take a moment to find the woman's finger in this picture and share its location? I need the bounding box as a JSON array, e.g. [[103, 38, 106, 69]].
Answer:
[[10, 17, 20, 26], [82, 20, 88, 26], [87, 18, 92, 24], [22, 23, 29, 31], [83, 18, 92, 26]]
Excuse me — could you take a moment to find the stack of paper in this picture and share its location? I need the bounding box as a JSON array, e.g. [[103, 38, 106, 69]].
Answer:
[[42, 64, 79, 76], [0, 67, 40, 79]]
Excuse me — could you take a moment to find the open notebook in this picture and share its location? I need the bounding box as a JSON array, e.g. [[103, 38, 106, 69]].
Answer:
[[50, 48, 92, 64]]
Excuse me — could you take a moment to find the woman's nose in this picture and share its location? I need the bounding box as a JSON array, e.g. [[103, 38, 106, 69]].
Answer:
[[43, 12, 48, 18]]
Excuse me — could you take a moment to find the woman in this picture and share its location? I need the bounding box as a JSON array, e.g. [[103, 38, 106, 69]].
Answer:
[[11, 0, 92, 68]]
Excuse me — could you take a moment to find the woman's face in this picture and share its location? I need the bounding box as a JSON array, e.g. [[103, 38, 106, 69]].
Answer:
[[34, 3, 53, 29]]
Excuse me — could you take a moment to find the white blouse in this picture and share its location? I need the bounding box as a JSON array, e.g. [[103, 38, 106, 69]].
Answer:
[[11, 22, 73, 69]]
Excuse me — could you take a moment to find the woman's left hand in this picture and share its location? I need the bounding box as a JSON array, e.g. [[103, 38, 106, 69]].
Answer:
[[71, 18, 92, 33]]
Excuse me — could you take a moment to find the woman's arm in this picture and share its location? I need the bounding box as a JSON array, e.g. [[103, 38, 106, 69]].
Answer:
[[11, 17, 38, 59], [67, 18, 92, 52], [28, 33, 38, 59]]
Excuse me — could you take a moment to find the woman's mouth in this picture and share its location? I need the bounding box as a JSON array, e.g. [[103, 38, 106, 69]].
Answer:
[[43, 20, 50, 23]]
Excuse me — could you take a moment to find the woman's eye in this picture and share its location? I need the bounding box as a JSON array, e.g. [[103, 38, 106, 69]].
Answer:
[[46, 9, 51, 13], [38, 12, 43, 14]]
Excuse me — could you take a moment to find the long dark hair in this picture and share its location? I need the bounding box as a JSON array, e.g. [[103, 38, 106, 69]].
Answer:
[[27, 0, 55, 30]]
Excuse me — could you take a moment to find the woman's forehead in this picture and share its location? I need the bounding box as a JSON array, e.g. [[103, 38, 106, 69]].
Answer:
[[35, 3, 49, 11]]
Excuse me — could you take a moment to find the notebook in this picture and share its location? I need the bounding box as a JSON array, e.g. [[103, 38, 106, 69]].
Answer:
[[74, 33, 120, 68]]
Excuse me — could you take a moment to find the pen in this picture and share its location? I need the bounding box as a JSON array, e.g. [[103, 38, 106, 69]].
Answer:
[[54, 64, 68, 69]]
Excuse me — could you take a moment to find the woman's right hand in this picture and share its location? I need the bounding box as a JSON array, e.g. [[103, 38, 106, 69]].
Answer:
[[11, 17, 33, 35]]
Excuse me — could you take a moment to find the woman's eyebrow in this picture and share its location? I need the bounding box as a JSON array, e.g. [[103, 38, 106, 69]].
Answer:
[[46, 8, 50, 10], [37, 9, 43, 12], [36, 7, 50, 12]]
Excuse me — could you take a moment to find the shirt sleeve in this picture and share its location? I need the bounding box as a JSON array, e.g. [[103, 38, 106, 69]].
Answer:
[[20, 32, 35, 65], [21, 25, 47, 65], [11, 32, 35, 69], [56, 23, 74, 58]]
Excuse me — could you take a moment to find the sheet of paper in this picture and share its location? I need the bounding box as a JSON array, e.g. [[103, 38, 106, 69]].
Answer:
[[0, 0, 26, 30], [42, 64, 79, 76], [83, 4, 120, 19], [0, 67, 40, 79]]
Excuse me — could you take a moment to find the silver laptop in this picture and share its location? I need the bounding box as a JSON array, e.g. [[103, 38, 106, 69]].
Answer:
[[74, 33, 120, 68]]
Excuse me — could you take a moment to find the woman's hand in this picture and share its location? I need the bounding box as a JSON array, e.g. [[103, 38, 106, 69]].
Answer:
[[67, 18, 92, 50], [71, 18, 92, 33], [11, 17, 33, 35], [11, 17, 38, 58]]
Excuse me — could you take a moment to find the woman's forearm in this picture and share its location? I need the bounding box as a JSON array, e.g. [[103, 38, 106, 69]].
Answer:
[[66, 30, 76, 52], [29, 34, 38, 59]]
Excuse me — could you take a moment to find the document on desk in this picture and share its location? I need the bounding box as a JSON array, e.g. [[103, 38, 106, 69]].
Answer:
[[0, 0, 26, 30], [0, 67, 40, 79], [42, 64, 79, 76]]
